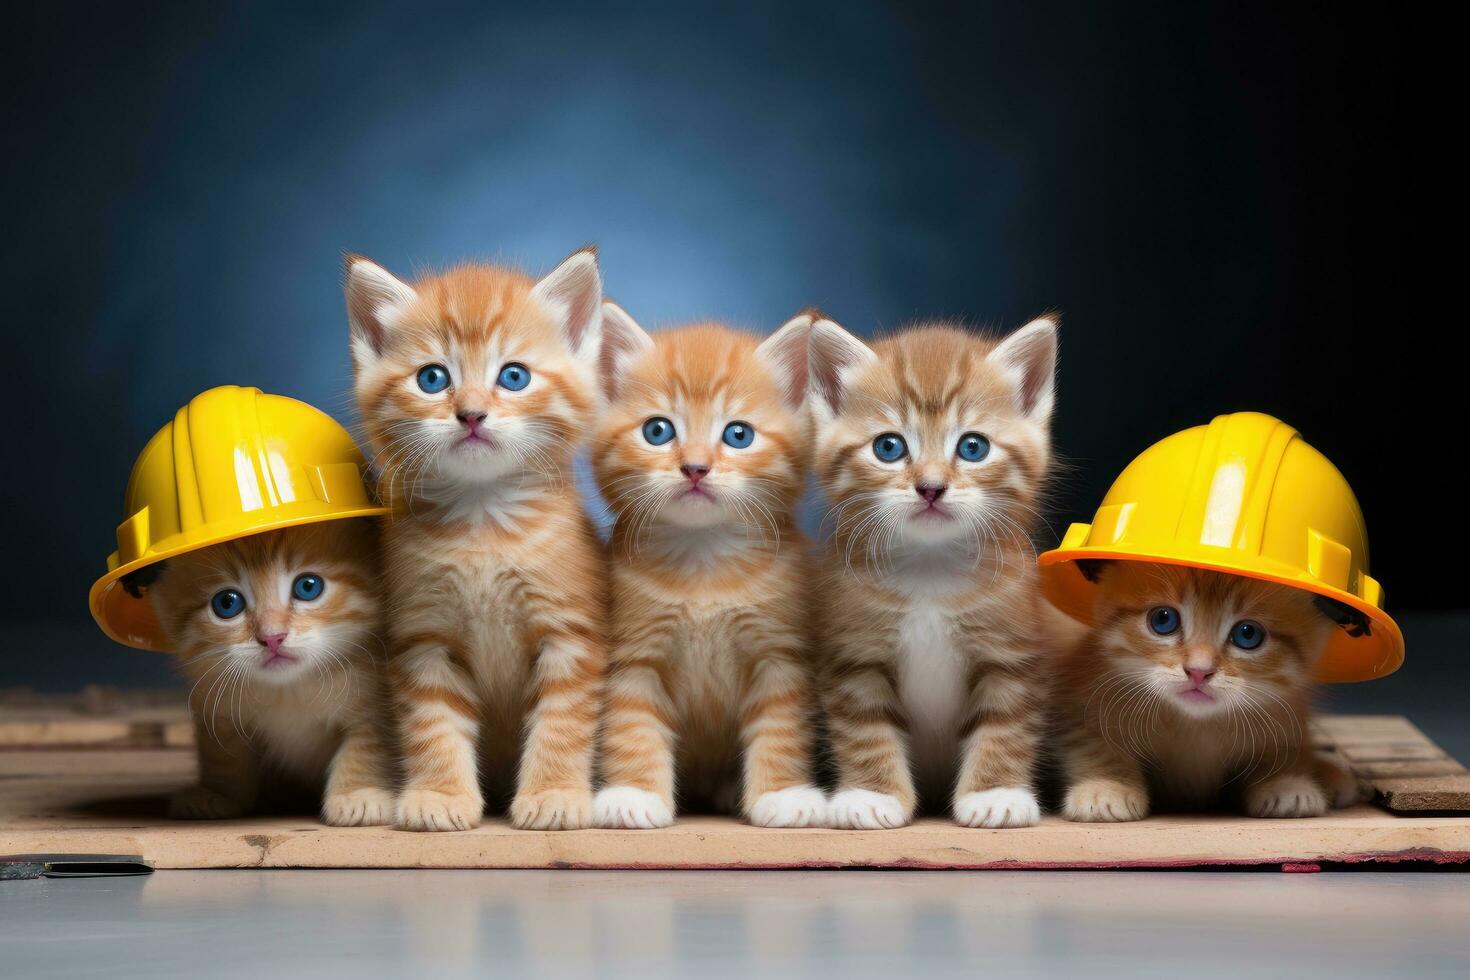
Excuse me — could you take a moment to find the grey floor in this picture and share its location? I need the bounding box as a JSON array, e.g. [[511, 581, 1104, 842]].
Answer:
[[1, 869, 1467, 978]]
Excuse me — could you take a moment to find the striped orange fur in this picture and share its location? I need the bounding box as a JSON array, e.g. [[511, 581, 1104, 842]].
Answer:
[[146, 521, 396, 825], [808, 318, 1059, 829], [1053, 563, 1361, 821], [347, 250, 610, 831], [589, 309, 825, 828]]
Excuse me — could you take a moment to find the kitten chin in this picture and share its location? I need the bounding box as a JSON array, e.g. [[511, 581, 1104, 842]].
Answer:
[[591, 314, 824, 827], [810, 317, 1058, 828], [1054, 563, 1351, 821], [146, 522, 395, 826]]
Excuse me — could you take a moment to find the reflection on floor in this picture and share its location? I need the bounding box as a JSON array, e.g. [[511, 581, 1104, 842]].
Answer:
[[2, 869, 1467, 978]]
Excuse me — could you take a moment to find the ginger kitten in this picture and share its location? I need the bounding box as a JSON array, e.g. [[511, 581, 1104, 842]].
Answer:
[[809, 317, 1059, 829], [146, 522, 395, 825], [347, 250, 610, 831], [590, 308, 825, 829], [1055, 562, 1361, 820]]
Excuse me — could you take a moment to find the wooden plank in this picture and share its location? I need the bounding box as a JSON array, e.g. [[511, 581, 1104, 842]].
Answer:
[[0, 688, 190, 749], [2, 744, 1469, 870], [5, 701, 1467, 834], [1326, 717, 1470, 811], [1376, 776, 1470, 813], [2, 811, 1467, 871], [1314, 715, 1425, 742], [1340, 742, 1456, 763], [0, 715, 192, 749], [1353, 761, 1468, 780]]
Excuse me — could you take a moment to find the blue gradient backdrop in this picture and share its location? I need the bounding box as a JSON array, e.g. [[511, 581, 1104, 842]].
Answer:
[[4, 2, 1410, 687]]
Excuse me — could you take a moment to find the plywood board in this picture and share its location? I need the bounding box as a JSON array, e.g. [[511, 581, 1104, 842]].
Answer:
[[1313, 715, 1470, 810], [3, 718, 1470, 870]]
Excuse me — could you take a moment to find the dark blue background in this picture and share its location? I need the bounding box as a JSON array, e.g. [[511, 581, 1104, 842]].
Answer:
[[4, 2, 1416, 689]]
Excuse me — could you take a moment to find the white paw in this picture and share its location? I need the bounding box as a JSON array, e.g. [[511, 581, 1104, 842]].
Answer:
[[169, 786, 246, 820], [395, 788, 483, 832], [321, 787, 396, 827], [1063, 779, 1150, 823], [593, 786, 675, 829], [953, 787, 1041, 828], [748, 785, 827, 828], [1246, 775, 1328, 818], [510, 787, 593, 830], [825, 788, 910, 829]]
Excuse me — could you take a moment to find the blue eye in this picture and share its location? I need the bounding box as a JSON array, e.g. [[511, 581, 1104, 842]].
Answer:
[[722, 421, 755, 449], [642, 417, 675, 445], [292, 574, 325, 602], [957, 432, 991, 462], [1148, 606, 1180, 636], [211, 589, 245, 619], [1230, 620, 1265, 650], [497, 362, 531, 391], [872, 433, 908, 462], [417, 364, 450, 394]]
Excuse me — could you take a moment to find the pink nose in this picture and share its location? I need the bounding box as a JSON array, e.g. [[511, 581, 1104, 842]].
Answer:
[[917, 482, 947, 504], [681, 463, 710, 486], [1185, 667, 1217, 687], [257, 633, 287, 656], [456, 410, 487, 432]]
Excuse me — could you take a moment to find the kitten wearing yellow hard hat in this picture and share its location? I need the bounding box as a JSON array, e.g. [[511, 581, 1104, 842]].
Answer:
[[1040, 412, 1399, 820], [90, 386, 395, 825]]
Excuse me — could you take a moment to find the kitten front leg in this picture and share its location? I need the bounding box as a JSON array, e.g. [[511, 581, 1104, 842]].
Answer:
[[392, 642, 485, 832], [951, 657, 1043, 828], [824, 665, 916, 829], [510, 631, 602, 831], [1244, 749, 1330, 818], [321, 720, 397, 827], [740, 657, 824, 828], [594, 642, 677, 829], [1059, 730, 1151, 823], [1314, 749, 1368, 809], [171, 714, 259, 819]]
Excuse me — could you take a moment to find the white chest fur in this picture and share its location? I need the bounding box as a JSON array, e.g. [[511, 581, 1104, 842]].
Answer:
[[250, 700, 341, 783], [896, 601, 966, 791]]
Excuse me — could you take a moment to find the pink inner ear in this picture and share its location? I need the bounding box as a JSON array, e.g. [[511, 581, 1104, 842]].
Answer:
[[537, 252, 602, 355], [1016, 353, 1048, 414], [997, 328, 1056, 417], [777, 347, 809, 408], [810, 327, 867, 412], [561, 277, 600, 354], [347, 270, 400, 355], [599, 326, 645, 400], [760, 335, 810, 409], [347, 292, 382, 354]]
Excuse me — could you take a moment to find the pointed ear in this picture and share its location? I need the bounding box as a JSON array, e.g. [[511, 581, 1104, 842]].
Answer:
[[754, 312, 814, 411], [531, 247, 602, 362], [807, 317, 877, 417], [599, 300, 655, 401], [989, 316, 1058, 421], [345, 255, 417, 361]]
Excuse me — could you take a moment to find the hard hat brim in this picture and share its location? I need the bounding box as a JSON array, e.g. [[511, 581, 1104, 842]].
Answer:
[[1038, 544, 1405, 684], [88, 503, 388, 653]]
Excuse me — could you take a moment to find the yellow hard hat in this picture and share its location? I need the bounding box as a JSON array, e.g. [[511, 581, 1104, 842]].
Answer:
[[1038, 412, 1402, 683], [89, 386, 387, 652]]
